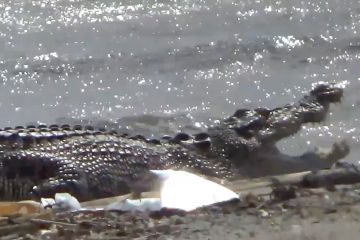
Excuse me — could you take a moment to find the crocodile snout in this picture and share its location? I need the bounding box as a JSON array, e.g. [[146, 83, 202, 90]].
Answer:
[[310, 83, 343, 103]]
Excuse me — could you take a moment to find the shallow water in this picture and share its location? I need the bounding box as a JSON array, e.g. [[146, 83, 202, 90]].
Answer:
[[0, 0, 359, 163]]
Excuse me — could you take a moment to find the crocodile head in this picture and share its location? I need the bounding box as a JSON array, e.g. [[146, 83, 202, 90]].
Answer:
[[177, 83, 347, 175]]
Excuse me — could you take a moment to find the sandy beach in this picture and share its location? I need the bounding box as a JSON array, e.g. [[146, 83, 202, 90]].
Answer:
[[1, 182, 359, 239]]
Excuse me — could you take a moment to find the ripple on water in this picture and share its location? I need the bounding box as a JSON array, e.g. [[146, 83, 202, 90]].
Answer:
[[0, 0, 359, 162]]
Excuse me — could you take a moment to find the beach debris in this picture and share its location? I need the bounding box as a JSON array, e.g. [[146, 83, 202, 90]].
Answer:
[[41, 193, 82, 213], [258, 209, 270, 218], [37, 170, 239, 213], [0, 168, 360, 239], [0, 201, 50, 217], [2, 167, 360, 217]]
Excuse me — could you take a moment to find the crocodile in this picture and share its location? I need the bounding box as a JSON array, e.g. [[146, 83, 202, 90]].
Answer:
[[0, 83, 349, 201]]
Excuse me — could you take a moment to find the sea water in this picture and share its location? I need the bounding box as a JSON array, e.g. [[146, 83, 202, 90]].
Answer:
[[0, 0, 359, 163]]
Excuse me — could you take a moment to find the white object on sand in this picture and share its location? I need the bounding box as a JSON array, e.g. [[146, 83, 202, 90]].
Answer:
[[151, 170, 239, 211], [41, 193, 82, 213]]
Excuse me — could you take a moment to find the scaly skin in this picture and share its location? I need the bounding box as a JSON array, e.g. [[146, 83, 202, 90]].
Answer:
[[0, 83, 349, 201]]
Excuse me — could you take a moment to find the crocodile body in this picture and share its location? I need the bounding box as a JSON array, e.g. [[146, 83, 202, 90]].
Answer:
[[0, 83, 349, 201]]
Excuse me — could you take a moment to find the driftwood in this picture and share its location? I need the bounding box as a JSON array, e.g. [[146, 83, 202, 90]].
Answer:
[[80, 166, 360, 207], [81, 192, 160, 208], [227, 166, 360, 195]]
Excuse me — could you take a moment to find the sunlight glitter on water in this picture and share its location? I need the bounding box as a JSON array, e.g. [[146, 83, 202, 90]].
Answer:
[[0, 0, 359, 162]]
